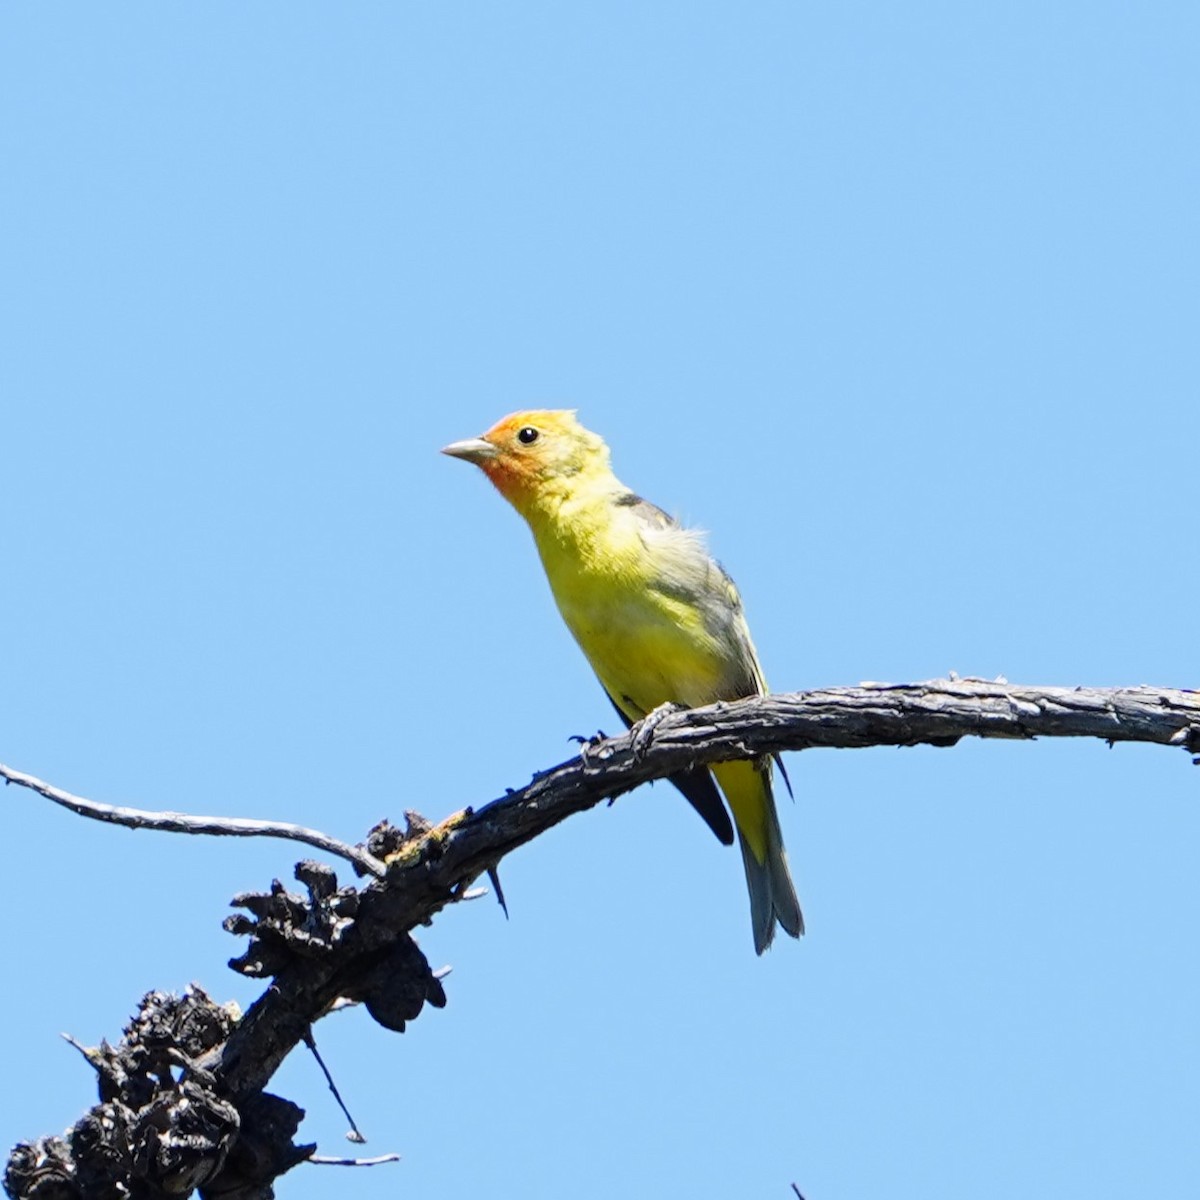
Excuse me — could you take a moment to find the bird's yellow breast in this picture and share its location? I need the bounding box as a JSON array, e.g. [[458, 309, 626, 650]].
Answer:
[[529, 497, 729, 717]]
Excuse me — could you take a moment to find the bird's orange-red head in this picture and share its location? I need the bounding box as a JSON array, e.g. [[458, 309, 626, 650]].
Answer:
[[441, 410, 610, 514]]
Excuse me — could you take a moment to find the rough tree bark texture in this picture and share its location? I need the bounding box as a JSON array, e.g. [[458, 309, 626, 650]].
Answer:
[[3, 681, 1197, 1199]]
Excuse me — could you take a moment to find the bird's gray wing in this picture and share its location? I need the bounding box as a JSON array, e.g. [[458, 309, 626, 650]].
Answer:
[[616, 492, 764, 694], [612, 490, 676, 528], [614, 489, 792, 795]]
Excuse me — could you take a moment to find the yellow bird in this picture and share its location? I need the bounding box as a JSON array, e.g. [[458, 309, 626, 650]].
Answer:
[[443, 410, 803, 953]]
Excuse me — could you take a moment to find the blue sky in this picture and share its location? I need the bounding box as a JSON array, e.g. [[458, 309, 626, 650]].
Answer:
[[2, 4, 1197, 1198]]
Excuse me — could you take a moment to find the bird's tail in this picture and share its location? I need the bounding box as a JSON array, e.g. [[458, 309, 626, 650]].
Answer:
[[713, 759, 804, 954]]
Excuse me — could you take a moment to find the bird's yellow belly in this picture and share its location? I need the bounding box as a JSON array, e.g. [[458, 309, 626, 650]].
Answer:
[[556, 587, 727, 718]]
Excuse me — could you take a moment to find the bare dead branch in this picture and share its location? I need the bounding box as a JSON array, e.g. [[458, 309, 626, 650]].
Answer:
[[211, 680, 1199, 1095], [6, 679, 1196, 1199], [396, 679, 1200, 893], [0, 761, 386, 877]]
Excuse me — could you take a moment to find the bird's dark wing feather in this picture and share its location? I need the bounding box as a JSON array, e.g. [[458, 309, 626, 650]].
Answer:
[[613, 490, 676, 528], [663, 764, 736, 846], [603, 690, 735, 847]]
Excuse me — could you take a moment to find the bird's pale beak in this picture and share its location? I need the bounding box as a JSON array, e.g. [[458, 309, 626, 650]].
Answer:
[[441, 436, 498, 464]]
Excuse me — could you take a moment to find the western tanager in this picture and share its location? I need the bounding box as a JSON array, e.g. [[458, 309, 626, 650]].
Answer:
[[443, 410, 803, 953]]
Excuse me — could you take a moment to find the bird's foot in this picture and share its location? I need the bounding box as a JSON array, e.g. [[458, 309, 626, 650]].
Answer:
[[630, 702, 683, 761], [569, 730, 609, 746], [570, 730, 610, 770]]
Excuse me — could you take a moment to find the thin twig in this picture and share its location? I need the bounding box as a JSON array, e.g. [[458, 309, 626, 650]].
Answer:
[[0, 761, 386, 877], [302, 1027, 366, 1143], [487, 865, 510, 918], [61, 1033, 102, 1071], [307, 1153, 401, 1167]]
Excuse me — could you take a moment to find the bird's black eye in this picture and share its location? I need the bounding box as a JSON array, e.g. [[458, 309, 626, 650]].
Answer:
[[517, 426, 540, 445]]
